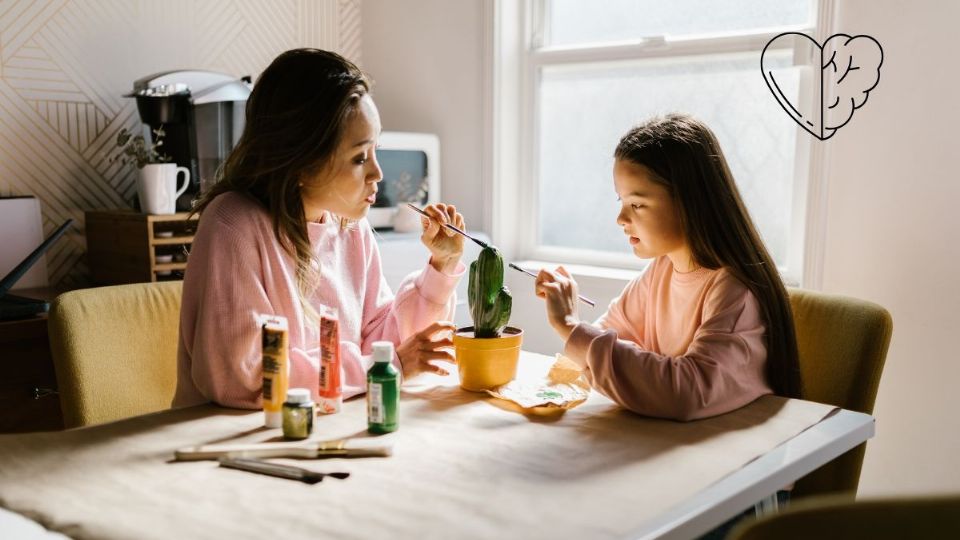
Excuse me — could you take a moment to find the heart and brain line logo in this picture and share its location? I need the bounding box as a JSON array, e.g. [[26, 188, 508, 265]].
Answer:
[[762, 33, 883, 140]]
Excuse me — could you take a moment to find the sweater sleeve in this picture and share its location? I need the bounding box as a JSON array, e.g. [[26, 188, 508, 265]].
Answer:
[[594, 264, 653, 342], [338, 230, 465, 397], [180, 220, 262, 408], [179, 217, 316, 409], [564, 278, 771, 421]]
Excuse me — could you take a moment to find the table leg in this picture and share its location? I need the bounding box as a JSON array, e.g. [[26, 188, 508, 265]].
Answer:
[[754, 494, 780, 517]]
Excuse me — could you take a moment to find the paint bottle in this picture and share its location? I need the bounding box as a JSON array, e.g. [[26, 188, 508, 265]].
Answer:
[[318, 307, 342, 414], [282, 388, 315, 440], [260, 315, 289, 428], [367, 341, 399, 434]]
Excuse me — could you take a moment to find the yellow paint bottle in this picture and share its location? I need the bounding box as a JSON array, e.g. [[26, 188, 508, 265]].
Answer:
[[260, 315, 289, 428]]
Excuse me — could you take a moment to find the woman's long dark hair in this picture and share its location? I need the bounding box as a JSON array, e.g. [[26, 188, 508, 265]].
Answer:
[[614, 114, 802, 398], [193, 48, 370, 320]]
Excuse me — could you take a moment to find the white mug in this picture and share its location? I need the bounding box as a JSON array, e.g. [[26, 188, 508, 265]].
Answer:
[[137, 163, 189, 214]]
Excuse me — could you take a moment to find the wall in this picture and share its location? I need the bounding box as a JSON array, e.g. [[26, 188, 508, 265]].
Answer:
[[823, 0, 960, 497], [0, 0, 361, 288], [360, 0, 485, 230]]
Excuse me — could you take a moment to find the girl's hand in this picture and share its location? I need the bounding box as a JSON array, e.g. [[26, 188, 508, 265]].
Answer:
[[420, 203, 465, 274], [535, 266, 580, 341], [396, 321, 457, 379]]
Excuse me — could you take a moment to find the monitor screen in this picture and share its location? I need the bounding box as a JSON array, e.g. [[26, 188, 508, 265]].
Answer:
[[374, 149, 429, 208]]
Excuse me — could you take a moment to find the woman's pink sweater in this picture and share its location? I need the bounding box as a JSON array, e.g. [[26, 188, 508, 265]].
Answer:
[[173, 192, 464, 409]]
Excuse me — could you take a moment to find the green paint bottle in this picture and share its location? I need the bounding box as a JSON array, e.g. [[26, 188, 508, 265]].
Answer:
[[367, 341, 399, 434]]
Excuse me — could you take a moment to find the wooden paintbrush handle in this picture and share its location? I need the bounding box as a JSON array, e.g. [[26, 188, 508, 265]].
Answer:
[[175, 440, 316, 461], [174, 438, 394, 461]]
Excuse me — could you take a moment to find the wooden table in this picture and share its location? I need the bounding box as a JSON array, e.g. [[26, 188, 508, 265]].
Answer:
[[0, 352, 870, 539]]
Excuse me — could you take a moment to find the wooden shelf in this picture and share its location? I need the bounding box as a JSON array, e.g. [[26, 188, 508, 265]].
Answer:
[[86, 210, 197, 285], [153, 262, 188, 272], [145, 212, 197, 223], [151, 236, 195, 245]]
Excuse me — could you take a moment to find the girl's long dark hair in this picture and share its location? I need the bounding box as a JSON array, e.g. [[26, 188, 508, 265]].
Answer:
[[193, 48, 370, 321], [615, 113, 802, 398]]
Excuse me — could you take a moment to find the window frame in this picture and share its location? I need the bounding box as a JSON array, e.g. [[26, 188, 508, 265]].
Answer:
[[485, 0, 835, 287]]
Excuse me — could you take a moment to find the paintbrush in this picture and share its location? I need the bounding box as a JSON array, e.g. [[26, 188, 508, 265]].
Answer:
[[175, 438, 393, 461], [508, 263, 596, 307], [405, 203, 596, 307], [404, 203, 490, 248], [218, 457, 349, 484]]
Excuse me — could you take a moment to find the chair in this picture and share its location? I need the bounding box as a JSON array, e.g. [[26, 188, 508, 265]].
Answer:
[[788, 288, 893, 499], [48, 281, 182, 428], [729, 494, 960, 540]]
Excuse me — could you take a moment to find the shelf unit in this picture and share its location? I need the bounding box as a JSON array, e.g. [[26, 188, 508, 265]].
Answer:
[[85, 210, 198, 285]]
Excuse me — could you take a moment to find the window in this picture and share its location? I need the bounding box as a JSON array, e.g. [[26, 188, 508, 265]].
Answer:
[[492, 0, 822, 284]]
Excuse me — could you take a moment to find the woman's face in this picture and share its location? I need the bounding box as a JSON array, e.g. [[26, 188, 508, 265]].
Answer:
[[613, 159, 688, 261], [301, 94, 383, 222]]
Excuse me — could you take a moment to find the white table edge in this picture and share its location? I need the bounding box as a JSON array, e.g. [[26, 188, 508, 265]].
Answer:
[[626, 408, 875, 539]]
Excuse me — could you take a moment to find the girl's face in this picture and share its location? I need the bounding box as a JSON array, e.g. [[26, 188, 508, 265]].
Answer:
[[613, 159, 690, 263], [301, 94, 383, 222]]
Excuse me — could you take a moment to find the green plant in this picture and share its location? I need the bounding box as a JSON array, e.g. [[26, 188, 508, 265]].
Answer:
[[112, 126, 170, 169], [468, 246, 512, 338]]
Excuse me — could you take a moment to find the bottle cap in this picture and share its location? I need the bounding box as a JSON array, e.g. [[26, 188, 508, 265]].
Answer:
[[372, 341, 394, 363], [285, 388, 312, 404], [265, 411, 282, 428]]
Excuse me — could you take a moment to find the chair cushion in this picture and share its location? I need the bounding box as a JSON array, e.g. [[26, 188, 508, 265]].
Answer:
[[731, 494, 960, 540], [49, 282, 182, 428], [789, 288, 892, 413]]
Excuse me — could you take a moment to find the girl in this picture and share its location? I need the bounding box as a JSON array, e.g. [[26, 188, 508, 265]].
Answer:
[[174, 49, 464, 409], [535, 113, 801, 421]]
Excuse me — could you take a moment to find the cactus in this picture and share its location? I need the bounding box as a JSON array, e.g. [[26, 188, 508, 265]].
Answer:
[[468, 247, 512, 338]]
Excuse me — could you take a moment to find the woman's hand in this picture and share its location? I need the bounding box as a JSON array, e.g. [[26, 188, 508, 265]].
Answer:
[[535, 266, 580, 341], [396, 321, 456, 379], [420, 203, 464, 274]]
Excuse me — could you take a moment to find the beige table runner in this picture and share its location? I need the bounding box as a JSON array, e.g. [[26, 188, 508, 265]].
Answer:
[[0, 352, 834, 539]]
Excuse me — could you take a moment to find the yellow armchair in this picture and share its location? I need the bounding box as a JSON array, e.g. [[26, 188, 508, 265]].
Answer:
[[730, 494, 960, 540], [48, 281, 182, 428], [789, 288, 893, 499]]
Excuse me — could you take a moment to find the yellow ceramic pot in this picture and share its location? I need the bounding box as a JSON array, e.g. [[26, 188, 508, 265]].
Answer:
[[453, 326, 523, 392]]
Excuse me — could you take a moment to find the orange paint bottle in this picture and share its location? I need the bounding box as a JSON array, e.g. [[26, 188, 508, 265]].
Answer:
[[317, 308, 342, 414]]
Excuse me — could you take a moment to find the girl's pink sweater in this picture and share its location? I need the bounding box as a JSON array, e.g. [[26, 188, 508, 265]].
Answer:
[[564, 256, 773, 421]]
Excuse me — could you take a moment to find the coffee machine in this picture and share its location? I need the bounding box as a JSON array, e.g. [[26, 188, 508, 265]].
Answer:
[[128, 70, 251, 211]]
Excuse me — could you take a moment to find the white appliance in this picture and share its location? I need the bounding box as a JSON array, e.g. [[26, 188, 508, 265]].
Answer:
[[368, 131, 441, 229], [0, 197, 47, 290]]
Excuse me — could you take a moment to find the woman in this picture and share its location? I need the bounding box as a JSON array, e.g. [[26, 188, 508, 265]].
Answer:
[[174, 48, 464, 408]]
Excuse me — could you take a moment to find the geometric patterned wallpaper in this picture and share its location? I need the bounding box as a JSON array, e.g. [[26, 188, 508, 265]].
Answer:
[[0, 0, 362, 288]]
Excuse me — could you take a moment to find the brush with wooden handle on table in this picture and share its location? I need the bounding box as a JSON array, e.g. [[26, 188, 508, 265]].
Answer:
[[175, 438, 393, 461], [218, 457, 350, 484]]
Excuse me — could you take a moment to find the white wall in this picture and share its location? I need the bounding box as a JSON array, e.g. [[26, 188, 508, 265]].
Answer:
[[823, 0, 960, 497], [360, 0, 485, 229], [363, 0, 960, 497]]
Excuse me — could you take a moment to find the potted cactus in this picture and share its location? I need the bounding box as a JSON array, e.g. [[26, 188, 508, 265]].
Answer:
[[453, 246, 524, 391]]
